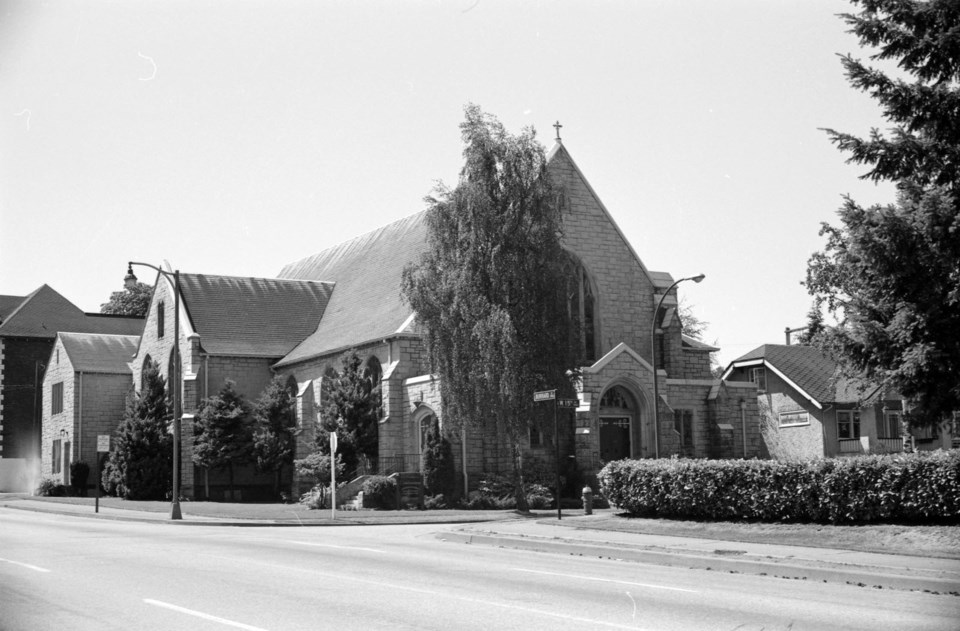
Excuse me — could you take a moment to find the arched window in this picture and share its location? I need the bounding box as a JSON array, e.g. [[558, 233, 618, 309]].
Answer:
[[567, 254, 599, 361], [157, 301, 165, 338], [364, 356, 383, 419]]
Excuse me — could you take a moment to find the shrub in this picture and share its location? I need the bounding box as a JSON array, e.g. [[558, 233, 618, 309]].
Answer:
[[299, 485, 328, 510], [69, 461, 90, 497], [361, 475, 398, 510], [36, 477, 64, 496], [424, 494, 448, 510], [599, 451, 960, 524], [458, 473, 555, 510]]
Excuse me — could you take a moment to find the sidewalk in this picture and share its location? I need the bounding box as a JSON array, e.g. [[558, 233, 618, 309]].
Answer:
[[4, 495, 958, 593]]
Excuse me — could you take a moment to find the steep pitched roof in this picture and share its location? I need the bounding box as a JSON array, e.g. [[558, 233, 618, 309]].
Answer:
[[59, 333, 139, 374], [0, 285, 143, 339], [728, 344, 881, 406], [178, 274, 334, 357], [0, 294, 26, 323], [275, 212, 429, 366]]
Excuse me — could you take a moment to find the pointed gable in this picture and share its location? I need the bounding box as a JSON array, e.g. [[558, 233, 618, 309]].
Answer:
[[59, 333, 140, 374], [178, 274, 334, 357], [275, 212, 429, 366]]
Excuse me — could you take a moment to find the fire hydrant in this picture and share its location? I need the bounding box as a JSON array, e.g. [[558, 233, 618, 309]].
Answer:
[[581, 485, 593, 515]]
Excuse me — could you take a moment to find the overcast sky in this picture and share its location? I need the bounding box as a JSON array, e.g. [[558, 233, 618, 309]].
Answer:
[[1, 0, 895, 367]]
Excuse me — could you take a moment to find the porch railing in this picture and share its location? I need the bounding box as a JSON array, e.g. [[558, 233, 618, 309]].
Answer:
[[377, 454, 421, 476], [874, 437, 904, 454], [838, 438, 866, 454]]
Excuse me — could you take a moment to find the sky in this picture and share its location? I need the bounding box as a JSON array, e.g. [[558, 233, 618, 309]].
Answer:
[[0, 0, 896, 368]]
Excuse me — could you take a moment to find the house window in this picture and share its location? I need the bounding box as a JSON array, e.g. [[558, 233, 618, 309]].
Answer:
[[914, 423, 939, 441], [51, 382, 63, 415], [837, 410, 861, 440], [157, 301, 165, 338], [750, 367, 767, 393], [880, 411, 902, 439], [673, 409, 694, 450], [52, 439, 62, 474], [779, 410, 809, 427]]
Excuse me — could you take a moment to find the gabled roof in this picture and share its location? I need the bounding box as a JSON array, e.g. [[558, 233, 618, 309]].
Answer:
[[178, 274, 334, 357], [0, 294, 26, 323], [275, 212, 430, 366], [682, 334, 719, 352], [726, 344, 883, 407], [0, 285, 143, 339], [59, 333, 140, 374]]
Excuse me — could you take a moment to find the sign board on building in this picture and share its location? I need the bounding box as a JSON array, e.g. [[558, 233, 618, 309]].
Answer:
[[97, 435, 111, 452], [533, 390, 556, 402], [556, 398, 579, 408]]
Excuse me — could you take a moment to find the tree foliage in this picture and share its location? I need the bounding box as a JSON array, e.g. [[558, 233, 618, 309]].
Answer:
[[807, 0, 960, 427], [252, 376, 297, 497], [421, 415, 456, 498], [192, 380, 255, 492], [100, 282, 153, 317], [315, 350, 380, 475], [101, 360, 172, 500], [401, 105, 580, 510]]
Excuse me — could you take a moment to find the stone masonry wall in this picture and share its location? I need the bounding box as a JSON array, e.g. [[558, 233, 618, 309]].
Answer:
[[41, 338, 74, 481]]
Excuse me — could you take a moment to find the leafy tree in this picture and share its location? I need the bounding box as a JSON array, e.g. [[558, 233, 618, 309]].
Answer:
[[101, 282, 153, 317], [315, 350, 380, 475], [192, 380, 255, 496], [252, 377, 297, 499], [677, 297, 708, 340], [421, 416, 456, 498], [401, 105, 580, 511], [101, 360, 172, 500], [807, 0, 960, 428], [795, 301, 826, 346]]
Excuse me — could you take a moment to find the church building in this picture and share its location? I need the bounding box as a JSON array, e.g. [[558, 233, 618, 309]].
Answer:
[[131, 137, 761, 500]]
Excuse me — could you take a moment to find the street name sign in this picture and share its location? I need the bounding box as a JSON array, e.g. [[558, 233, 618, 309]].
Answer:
[[533, 390, 556, 402], [556, 398, 579, 408]]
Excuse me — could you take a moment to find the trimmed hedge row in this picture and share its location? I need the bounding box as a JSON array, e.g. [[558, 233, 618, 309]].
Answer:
[[598, 450, 960, 524]]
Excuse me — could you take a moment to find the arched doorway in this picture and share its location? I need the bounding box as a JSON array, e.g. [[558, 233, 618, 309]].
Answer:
[[598, 385, 639, 462]]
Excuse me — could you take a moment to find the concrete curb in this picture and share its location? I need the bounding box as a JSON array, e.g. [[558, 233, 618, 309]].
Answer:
[[438, 530, 960, 594]]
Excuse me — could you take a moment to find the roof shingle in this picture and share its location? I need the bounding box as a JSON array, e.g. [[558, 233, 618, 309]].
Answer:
[[60, 333, 140, 374]]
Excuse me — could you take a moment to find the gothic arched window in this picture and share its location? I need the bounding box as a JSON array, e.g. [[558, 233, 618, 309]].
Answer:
[[364, 356, 383, 419], [568, 254, 599, 362]]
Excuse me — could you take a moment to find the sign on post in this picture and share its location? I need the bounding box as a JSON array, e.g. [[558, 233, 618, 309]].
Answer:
[[95, 435, 111, 514], [556, 398, 579, 409], [97, 435, 111, 452], [329, 430, 338, 521], [533, 389, 556, 402]]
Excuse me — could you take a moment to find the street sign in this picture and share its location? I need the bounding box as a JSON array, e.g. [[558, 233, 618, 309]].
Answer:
[[329, 431, 338, 453], [533, 390, 556, 402], [97, 435, 111, 452], [556, 398, 579, 408]]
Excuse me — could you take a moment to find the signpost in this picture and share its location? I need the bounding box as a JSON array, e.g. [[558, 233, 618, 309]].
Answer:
[[533, 390, 578, 520], [329, 430, 338, 521], [96, 435, 111, 513]]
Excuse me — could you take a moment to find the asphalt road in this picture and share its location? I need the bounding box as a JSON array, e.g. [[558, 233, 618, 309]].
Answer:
[[1, 508, 957, 630]]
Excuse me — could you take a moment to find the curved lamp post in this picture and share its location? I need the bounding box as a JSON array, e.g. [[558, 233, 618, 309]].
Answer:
[[125, 262, 182, 520], [651, 274, 705, 459]]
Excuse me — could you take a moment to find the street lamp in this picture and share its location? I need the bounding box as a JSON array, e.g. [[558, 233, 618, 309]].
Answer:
[[650, 274, 705, 459], [126, 262, 182, 520]]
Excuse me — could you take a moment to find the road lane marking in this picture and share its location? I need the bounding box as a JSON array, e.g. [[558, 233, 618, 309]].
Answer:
[[143, 599, 269, 631], [512, 567, 700, 593], [199, 553, 659, 630], [289, 541, 384, 553], [0, 557, 51, 573]]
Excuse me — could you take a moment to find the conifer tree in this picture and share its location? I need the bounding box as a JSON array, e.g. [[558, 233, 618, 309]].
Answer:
[[402, 105, 580, 511], [192, 380, 254, 497], [315, 350, 380, 475], [252, 376, 297, 498], [421, 416, 456, 498], [101, 360, 172, 499]]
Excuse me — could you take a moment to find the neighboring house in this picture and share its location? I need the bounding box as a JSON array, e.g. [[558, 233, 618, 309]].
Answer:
[[130, 273, 333, 500], [723, 344, 955, 460], [40, 333, 139, 490], [137, 139, 762, 500], [0, 285, 142, 492]]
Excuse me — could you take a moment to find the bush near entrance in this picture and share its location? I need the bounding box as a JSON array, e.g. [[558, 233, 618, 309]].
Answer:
[[599, 451, 960, 524]]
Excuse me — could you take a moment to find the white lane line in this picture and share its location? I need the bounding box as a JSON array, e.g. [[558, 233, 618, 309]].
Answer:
[[0, 557, 51, 573], [512, 568, 700, 593], [143, 600, 269, 631], [289, 541, 384, 553]]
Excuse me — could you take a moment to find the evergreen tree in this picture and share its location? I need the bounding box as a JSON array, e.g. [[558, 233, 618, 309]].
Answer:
[[192, 380, 254, 496], [402, 105, 580, 511], [100, 282, 153, 317], [795, 301, 825, 346], [421, 416, 456, 498], [252, 376, 297, 499], [807, 0, 960, 427], [315, 350, 380, 475], [101, 360, 172, 500]]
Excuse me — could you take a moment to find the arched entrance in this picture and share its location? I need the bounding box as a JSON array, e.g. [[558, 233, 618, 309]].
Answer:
[[598, 385, 640, 462]]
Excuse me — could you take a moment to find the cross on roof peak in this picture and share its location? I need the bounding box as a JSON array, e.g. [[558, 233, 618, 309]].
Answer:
[[553, 120, 563, 141]]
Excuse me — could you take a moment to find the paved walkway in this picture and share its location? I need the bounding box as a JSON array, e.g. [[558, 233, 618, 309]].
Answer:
[[4, 496, 958, 594]]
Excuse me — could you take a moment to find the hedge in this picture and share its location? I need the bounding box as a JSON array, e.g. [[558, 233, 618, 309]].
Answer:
[[598, 450, 960, 524]]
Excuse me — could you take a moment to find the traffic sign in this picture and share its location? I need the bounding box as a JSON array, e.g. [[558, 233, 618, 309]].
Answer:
[[556, 398, 579, 408], [330, 431, 338, 453], [533, 390, 556, 402], [97, 435, 111, 452]]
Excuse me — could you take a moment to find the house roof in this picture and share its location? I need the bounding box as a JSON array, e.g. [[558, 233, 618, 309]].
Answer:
[[0, 294, 26, 322], [727, 344, 882, 405], [0, 285, 143, 339], [59, 333, 140, 374], [178, 274, 334, 357], [275, 212, 430, 366]]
